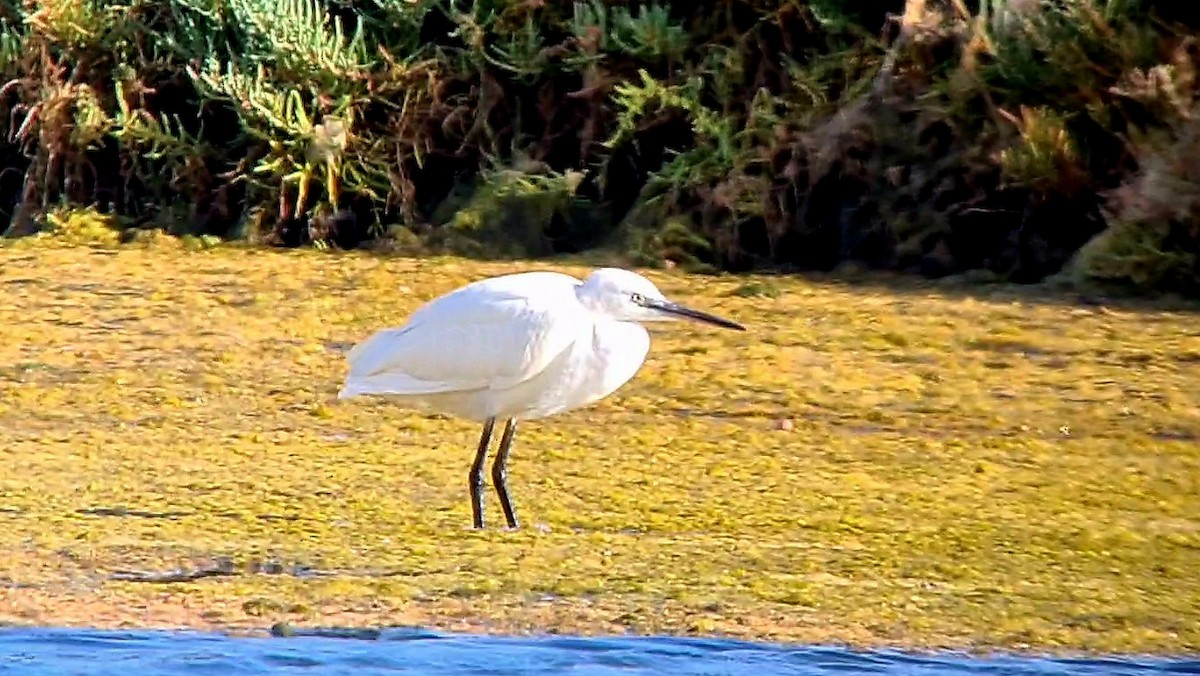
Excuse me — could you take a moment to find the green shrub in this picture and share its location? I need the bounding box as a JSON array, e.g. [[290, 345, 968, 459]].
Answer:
[[1069, 108, 1200, 295], [0, 0, 1197, 294]]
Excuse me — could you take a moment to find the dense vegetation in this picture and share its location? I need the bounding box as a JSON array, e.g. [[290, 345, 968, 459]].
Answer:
[[1, 0, 1199, 293]]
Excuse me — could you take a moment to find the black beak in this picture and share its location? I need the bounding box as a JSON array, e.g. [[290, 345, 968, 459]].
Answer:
[[641, 297, 746, 331]]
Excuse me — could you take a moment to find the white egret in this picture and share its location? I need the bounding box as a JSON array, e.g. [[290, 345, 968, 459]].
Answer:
[[337, 267, 746, 529]]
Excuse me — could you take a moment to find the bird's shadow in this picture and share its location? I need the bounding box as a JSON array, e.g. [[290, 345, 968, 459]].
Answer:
[[322, 341, 355, 356]]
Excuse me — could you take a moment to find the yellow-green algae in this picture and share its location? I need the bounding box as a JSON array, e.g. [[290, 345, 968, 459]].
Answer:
[[0, 238, 1198, 655]]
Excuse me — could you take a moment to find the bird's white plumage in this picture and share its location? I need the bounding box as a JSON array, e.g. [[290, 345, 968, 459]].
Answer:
[[338, 266, 744, 529], [342, 272, 582, 390], [338, 269, 657, 422]]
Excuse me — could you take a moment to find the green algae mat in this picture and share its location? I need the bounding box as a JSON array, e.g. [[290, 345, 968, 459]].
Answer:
[[0, 241, 1197, 654]]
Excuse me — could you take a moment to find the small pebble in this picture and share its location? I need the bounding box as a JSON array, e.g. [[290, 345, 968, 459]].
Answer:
[[270, 622, 295, 638]]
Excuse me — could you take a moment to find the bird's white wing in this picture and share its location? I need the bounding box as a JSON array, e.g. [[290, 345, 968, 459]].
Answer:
[[342, 272, 586, 396]]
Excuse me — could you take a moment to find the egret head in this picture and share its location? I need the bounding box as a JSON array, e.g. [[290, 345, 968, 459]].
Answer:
[[577, 268, 745, 331]]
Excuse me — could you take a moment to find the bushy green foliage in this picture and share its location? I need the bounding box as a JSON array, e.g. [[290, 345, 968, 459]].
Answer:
[[1067, 95, 1200, 295], [0, 0, 1198, 293]]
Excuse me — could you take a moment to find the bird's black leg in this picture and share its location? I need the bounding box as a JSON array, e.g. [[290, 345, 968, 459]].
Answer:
[[492, 418, 519, 529], [469, 417, 496, 529]]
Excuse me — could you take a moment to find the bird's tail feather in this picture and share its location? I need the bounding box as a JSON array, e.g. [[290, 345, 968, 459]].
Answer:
[[337, 372, 465, 400]]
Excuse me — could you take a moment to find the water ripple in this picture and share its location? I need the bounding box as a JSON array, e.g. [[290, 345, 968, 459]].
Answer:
[[0, 628, 1195, 675]]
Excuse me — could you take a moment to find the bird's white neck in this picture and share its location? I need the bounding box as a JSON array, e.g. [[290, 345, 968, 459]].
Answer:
[[573, 282, 621, 319]]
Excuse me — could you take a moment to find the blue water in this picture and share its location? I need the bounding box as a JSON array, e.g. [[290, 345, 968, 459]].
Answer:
[[0, 628, 1196, 675]]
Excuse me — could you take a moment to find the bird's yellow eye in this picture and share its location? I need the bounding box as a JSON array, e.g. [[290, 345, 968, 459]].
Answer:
[[630, 293, 645, 305]]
